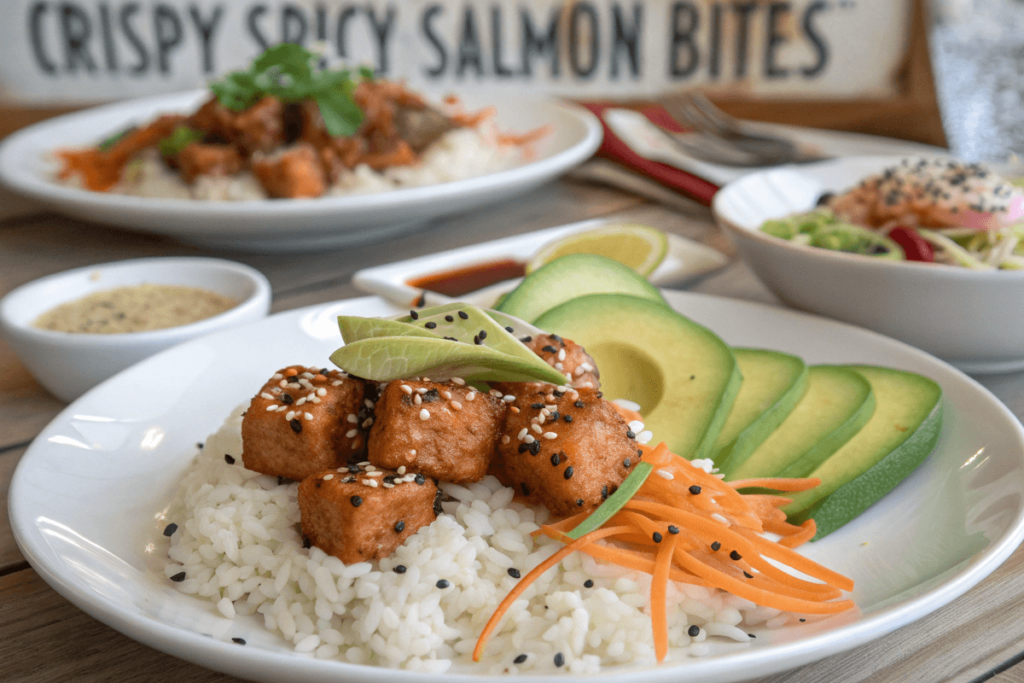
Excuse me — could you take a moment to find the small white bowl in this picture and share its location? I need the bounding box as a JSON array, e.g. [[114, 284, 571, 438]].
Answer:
[[0, 257, 271, 401], [712, 155, 1024, 375]]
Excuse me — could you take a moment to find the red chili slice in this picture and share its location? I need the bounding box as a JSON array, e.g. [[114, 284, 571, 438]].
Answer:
[[888, 226, 935, 263]]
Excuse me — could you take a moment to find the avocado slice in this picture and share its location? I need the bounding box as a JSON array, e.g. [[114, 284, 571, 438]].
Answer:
[[497, 253, 667, 323], [725, 365, 875, 481], [784, 366, 943, 539], [534, 293, 741, 460], [711, 349, 808, 471]]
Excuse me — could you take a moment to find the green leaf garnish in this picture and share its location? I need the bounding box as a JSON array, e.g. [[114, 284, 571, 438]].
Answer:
[[158, 126, 204, 157], [208, 43, 365, 137], [566, 462, 653, 540], [99, 126, 136, 151]]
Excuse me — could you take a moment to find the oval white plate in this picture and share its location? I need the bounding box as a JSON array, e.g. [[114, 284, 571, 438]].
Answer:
[[0, 91, 602, 252], [9, 291, 1024, 682]]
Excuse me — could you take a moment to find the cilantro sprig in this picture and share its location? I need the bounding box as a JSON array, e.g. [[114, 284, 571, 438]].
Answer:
[[158, 126, 204, 157], [209, 44, 367, 138]]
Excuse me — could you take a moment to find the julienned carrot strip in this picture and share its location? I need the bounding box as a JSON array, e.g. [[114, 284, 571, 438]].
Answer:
[[729, 478, 822, 492], [774, 520, 817, 548], [622, 500, 760, 557], [651, 535, 677, 663], [472, 525, 632, 662], [734, 528, 854, 592]]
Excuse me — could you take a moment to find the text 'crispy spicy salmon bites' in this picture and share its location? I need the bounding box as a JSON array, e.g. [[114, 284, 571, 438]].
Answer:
[[497, 388, 641, 518], [241, 365, 373, 481], [368, 379, 507, 484], [298, 464, 439, 564]]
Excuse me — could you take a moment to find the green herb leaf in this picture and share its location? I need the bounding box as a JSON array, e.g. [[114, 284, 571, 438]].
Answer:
[[158, 126, 204, 157], [566, 462, 653, 540], [98, 126, 136, 151]]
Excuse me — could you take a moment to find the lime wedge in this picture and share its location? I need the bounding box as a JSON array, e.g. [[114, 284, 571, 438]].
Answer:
[[527, 223, 669, 276]]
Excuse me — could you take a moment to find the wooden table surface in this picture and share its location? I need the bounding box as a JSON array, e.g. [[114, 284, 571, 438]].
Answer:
[[4, 171, 1024, 683]]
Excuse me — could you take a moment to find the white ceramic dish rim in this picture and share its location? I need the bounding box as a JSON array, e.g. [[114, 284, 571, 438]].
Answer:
[[711, 155, 1024, 281], [0, 90, 603, 218], [0, 257, 272, 346], [9, 291, 1024, 683]]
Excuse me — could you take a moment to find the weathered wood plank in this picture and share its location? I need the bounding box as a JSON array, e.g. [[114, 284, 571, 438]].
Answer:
[[0, 446, 28, 572]]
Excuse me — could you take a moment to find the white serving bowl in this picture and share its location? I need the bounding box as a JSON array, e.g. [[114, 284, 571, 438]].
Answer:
[[1, 257, 271, 401], [712, 155, 1024, 375]]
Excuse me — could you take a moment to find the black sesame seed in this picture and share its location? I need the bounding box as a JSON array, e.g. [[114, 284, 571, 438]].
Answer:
[[668, 525, 680, 535], [549, 411, 559, 421], [528, 441, 540, 455], [584, 579, 594, 588], [748, 633, 756, 638], [349, 464, 361, 473], [505, 326, 514, 333], [458, 310, 469, 320], [688, 625, 700, 637], [521, 483, 531, 496], [315, 480, 322, 488], [289, 418, 302, 433], [518, 443, 530, 454], [636, 449, 643, 457], [551, 453, 561, 466], [445, 315, 454, 322], [711, 541, 721, 551], [163, 523, 178, 537], [596, 391, 603, 398], [170, 571, 186, 582], [730, 550, 742, 561], [520, 336, 533, 343], [513, 654, 527, 664], [563, 415, 572, 423], [473, 335, 481, 345], [395, 565, 407, 574], [197, 442, 204, 449], [303, 536, 312, 549], [436, 579, 450, 589], [574, 400, 585, 408], [564, 466, 574, 480], [799, 618, 806, 623], [281, 393, 294, 404], [415, 474, 426, 485], [688, 485, 702, 495], [232, 637, 246, 645], [532, 402, 545, 409], [425, 322, 437, 329], [410, 310, 419, 320], [576, 498, 584, 507], [601, 485, 609, 500], [743, 571, 754, 579], [415, 292, 427, 307], [653, 532, 663, 543], [554, 653, 565, 667], [433, 489, 444, 515], [542, 345, 557, 353], [508, 568, 521, 578], [395, 520, 406, 533], [623, 458, 631, 468], [626, 430, 636, 439], [224, 454, 235, 465], [479, 330, 487, 340], [690, 375, 695, 380], [552, 390, 564, 398]]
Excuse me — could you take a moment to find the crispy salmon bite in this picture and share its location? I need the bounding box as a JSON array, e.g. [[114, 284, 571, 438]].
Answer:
[[496, 387, 642, 518], [368, 378, 506, 484], [241, 365, 374, 480], [298, 463, 439, 564]]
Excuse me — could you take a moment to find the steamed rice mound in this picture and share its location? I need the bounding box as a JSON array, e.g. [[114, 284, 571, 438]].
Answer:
[[163, 405, 793, 672]]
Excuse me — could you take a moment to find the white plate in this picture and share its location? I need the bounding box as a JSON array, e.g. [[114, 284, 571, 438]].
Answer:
[[352, 218, 729, 309], [10, 291, 1024, 683], [0, 91, 602, 252]]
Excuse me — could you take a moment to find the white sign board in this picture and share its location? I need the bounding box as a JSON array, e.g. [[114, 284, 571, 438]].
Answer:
[[0, 0, 912, 104]]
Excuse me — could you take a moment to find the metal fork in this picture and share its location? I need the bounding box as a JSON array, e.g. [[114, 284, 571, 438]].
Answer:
[[659, 91, 829, 166]]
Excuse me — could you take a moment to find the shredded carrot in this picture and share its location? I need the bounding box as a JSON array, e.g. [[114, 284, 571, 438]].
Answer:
[[475, 441, 855, 664]]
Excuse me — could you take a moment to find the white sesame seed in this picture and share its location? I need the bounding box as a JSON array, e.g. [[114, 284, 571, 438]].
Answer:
[[414, 394, 422, 405], [518, 428, 528, 441], [346, 429, 358, 438], [277, 405, 288, 412], [489, 389, 503, 397], [279, 380, 288, 388], [362, 418, 373, 428], [451, 401, 462, 411], [581, 363, 593, 372], [364, 399, 375, 409], [502, 435, 510, 444], [419, 409, 430, 420], [296, 397, 307, 406], [317, 388, 327, 397], [301, 372, 314, 379], [467, 392, 476, 401], [365, 465, 376, 471], [359, 461, 370, 466], [541, 408, 551, 416], [347, 414, 358, 424], [304, 412, 313, 421], [265, 405, 277, 412], [417, 387, 429, 394], [558, 349, 566, 361], [366, 471, 383, 477], [272, 373, 283, 380], [441, 390, 453, 400], [531, 424, 543, 434], [383, 483, 394, 488], [286, 411, 296, 421], [543, 432, 558, 440], [524, 435, 536, 444], [555, 363, 564, 371], [261, 392, 275, 400], [637, 430, 653, 444], [299, 379, 314, 389], [574, 366, 586, 377], [580, 380, 592, 387], [311, 397, 321, 404], [503, 395, 515, 403], [362, 480, 374, 487], [398, 466, 406, 474], [408, 451, 416, 457], [400, 384, 413, 394], [656, 469, 674, 480], [332, 380, 343, 386], [323, 473, 334, 481], [272, 387, 282, 394], [451, 377, 466, 385]]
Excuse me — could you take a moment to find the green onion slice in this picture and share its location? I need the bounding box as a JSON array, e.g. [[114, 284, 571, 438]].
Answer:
[[566, 462, 653, 540]]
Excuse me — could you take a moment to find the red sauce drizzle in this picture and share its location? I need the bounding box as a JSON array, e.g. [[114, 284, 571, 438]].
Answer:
[[407, 259, 526, 298]]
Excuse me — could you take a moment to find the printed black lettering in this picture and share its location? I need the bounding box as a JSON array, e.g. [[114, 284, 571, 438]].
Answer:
[[765, 2, 790, 78], [491, 6, 514, 78], [189, 5, 223, 74], [568, 1, 599, 78], [421, 5, 447, 78], [154, 4, 183, 74], [732, 2, 756, 78], [801, 0, 828, 77], [60, 2, 96, 73], [708, 2, 722, 79], [366, 5, 396, 73], [456, 5, 483, 77], [610, 3, 642, 80], [282, 4, 307, 45], [120, 3, 149, 74], [314, 4, 327, 67], [669, 2, 699, 78], [335, 6, 356, 58], [247, 4, 270, 51], [520, 7, 559, 77], [98, 3, 117, 71], [28, 2, 57, 75]]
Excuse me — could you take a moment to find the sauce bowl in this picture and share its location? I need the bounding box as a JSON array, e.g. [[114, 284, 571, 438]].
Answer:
[[0, 257, 271, 401]]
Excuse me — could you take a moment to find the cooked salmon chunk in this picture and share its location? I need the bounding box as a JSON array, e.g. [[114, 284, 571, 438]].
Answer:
[[241, 365, 372, 480], [368, 379, 506, 484], [496, 387, 641, 517], [176, 143, 244, 183], [527, 333, 601, 389], [298, 464, 439, 564], [251, 143, 326, 198]]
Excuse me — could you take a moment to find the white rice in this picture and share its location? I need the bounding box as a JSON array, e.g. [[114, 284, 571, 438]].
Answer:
[[82, 123, 523, 201], [164, 405, 785, 672]]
